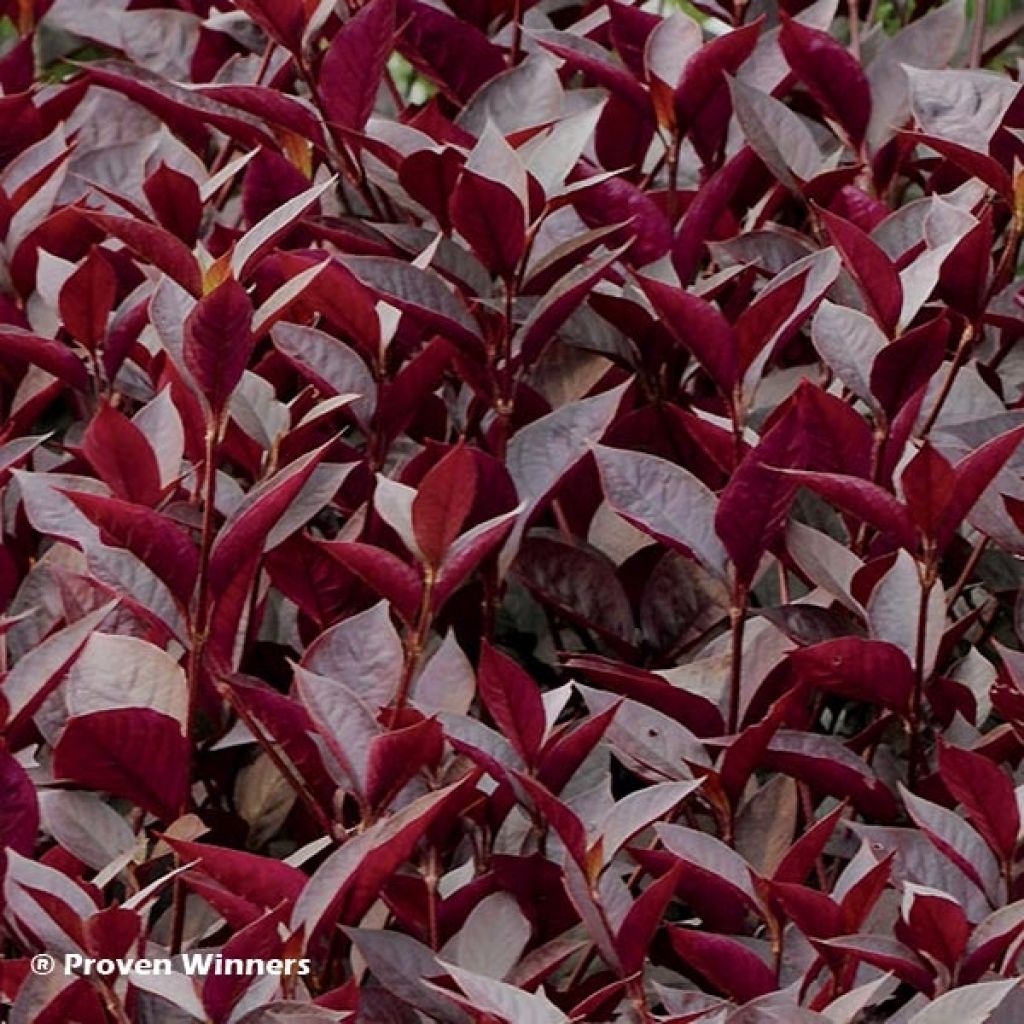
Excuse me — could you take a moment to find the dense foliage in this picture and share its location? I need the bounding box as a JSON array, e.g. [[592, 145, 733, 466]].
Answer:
[[1, 0, 1024, 1020]]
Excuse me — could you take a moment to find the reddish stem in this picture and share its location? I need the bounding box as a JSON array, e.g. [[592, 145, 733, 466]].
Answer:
[[170, 422, 220, 955]]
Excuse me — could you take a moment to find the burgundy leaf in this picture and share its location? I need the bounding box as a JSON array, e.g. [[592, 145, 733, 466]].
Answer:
[[656, 823, 761, 918], [571, 170, 671, 267], [636, 276, 738, 393], [517, 245, 626, 365], [52, 708, 188, 822], [395, 0, 505, 102], [143, 162, 203, 246], [365, 717, 444, 811], [515, 534, 634, 644], [938, 207, 993, 321], [869, 313, 950, 420], [450, 126, 528, 278], [513, 771, 588, 870], [901, 785, 1002, 903], [672, 147, 758, 284], [207, 445, 333, 599], [294, 776, 477, 954], [901, 442, 956, 543], [729, 76, 825, 191], [83, 210, 202, 297], [960, 907, 1024, 984], [900, 884, 969, 970], [183, 277, 255, 417], [163, 835, 306, 911], [780, 469, 917, 551], [0, 6, 1021, 1019], [734, 267, 810, 372], [320, 0, 396, 134], [937, 743, 1020, 864], [790, 638, 915, 713], [477, 642, 546, 767], [431, 509, 517, 611], [58, 248, 116, 351], [668, 927, 776, 1002], [779, 17, 871, 148], [818, 206, 902, 334], [538, 703, 619, 794], [536, 32, 649, 110], [81, 404, 163, 508], [0, 327, 90, 391], [817, 934, 934, 993], [675, 20, 762, 129], [233, 0, 305, 51], [773, 803, 847, 885], [615, 863, 683, 975], [243, 149, 311, 227], [770, 881, 844, 939], [342, 255, 482, 352], [2, 603, 117, 740], [715, 385, 863, 585], [763, 731, 898, 819], [294, 665, 379, 803], [398, 146, 462, 233], [412, 443, 478, 568], [907, 131, 1013, 201], [322, 540, 423, 625], [0, 749, 38, 856], [232, 178, 335, 281], [203, 909, 285, 1023], [567, 655, 723, 737], [220, 674, 334, 808], [271, 321, 376, 424], [936, 424, 1024, 551], [62, 491, 199, 605]]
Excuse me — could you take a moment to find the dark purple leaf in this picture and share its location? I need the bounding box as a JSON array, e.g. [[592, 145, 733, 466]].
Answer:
[[320, 0, 396, 134], [780, 18, 871, 148], [183, 278, 255, 417], [53, 708, 188, 822]]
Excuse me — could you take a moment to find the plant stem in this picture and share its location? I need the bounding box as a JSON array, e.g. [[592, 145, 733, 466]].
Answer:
[[629, 975, 654, 1024], [218, 680, 336, 837], [510, 0, 523, 66], [98, 983, 132, 1024], [563, 944, 597, 993], [558, 825, 674, 997], [769, 912, 785, 980], [390, 571, 435, 726], [847, 0, 861, 60], [491, 276, 517, 459], [854, 420, 890, 555], [908, 561, 936, 787], [949, 536, 988, 608], [297, 60, 385, 220], [666, 135, 682, 221], [424, 847, 441, 950], [727, 584, 749, 734], [969, 0, 989, 68], [185, 426, 219, 754], [992, 208, 1023, 295], [798, 782, 830, 891], [917, 322, 974, 440], [170, 423, 220, 955], [730, 390, 746, 470], [777, 561, 791, 603]]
